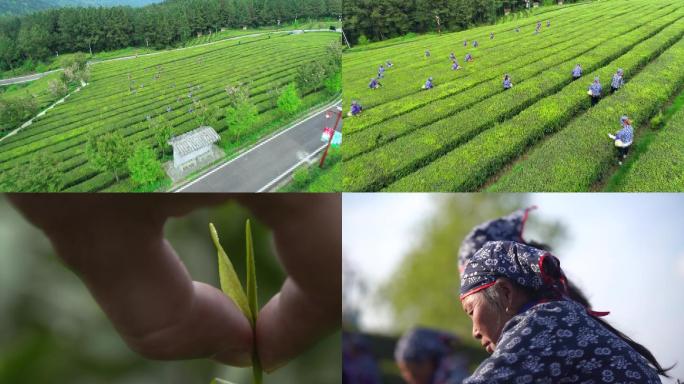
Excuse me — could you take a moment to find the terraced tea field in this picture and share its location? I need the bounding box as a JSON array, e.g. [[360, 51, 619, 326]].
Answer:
[[342, 0, 684, 192], [0, 31, 339, 192]]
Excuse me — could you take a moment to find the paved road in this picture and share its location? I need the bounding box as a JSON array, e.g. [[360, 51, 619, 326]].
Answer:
[[0, 29, 340, 86], [176, 100, 342, 192], [0, 69, 62, 86]]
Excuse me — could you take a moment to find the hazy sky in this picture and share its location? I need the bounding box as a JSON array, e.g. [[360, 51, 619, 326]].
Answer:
[[343, 193, 684, 383]]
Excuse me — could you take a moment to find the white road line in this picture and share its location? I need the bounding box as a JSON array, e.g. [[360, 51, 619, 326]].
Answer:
[[175, 99, 341, 192], [257, 143, 328, 192]]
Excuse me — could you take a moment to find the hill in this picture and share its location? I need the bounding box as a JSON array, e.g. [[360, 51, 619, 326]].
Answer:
[[0, 0, 160, 16]]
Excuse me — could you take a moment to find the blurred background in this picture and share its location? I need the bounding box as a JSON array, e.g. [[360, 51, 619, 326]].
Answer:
[[0, 195, 340, 384], [343, 193, 684, 383]]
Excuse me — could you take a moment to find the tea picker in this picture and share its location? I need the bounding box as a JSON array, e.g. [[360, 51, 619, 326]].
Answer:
[[465, 53, 474, 63], [588, 76, 602, 106], [369, 78, 381, 90], [611, 68, 625, 94], [503, 74, 513, 90], [349, 100, 363, 117], [422, 77, 434, 90], [452, 60, 461, 71], [572, 64, 582, 80], [608, 115, 634, 165]]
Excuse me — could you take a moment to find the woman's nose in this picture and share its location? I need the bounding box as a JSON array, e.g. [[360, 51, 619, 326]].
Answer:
[[472, 325, 482, 340]]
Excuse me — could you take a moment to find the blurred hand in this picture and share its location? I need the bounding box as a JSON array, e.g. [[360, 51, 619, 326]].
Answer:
[[7, 194, 341, 372]]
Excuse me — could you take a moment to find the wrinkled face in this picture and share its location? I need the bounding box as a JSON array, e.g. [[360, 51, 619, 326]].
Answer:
[[397, 360, 435, 384], [461, 291, 508, 355]]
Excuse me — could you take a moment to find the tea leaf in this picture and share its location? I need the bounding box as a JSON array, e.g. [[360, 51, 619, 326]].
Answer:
[[209, 223, 251, 321], [245, 220, 263, 384]]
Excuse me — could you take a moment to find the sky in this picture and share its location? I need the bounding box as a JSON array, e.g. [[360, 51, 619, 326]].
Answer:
[[343, 193, 684, 383]]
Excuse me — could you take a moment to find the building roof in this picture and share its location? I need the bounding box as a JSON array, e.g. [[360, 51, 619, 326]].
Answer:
[[168, 126, 220, 156]]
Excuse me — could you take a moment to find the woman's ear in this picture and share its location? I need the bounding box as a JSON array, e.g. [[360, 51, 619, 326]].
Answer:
[[496, 279, 516, 312]]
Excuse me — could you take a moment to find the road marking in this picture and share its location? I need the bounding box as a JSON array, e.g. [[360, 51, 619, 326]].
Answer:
[[257, 143, 329, 192], [175, 99, 341, 192]]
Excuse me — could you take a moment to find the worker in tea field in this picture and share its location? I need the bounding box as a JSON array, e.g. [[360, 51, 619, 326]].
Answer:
[[464, 40, 468, 47], [369, 77, 381, 90], [7, 195, 342, 373], [459, 241, 669, 383], [503, 74, 513, 90], [387, 60, 394, 68], [350, 100, 363, 117], [515, 26, 520, 33], [378, 65, 385, 79], [472, 40, 479, 48], [465, 53, 474, 63], [490, 32, 494, 39], [425, 50, 431, 58], [572, 64, 583, 80], [449, 52, 456, 61], [343, 332, 381, 384], [394, 327, 470, 384], [451, 60, 461, 71], [547, 20, 551, 27], [609, 115, 634, 165], [422, 77, 434, 90], [588, 76, 602, 106], [611, 68, 625, 94]]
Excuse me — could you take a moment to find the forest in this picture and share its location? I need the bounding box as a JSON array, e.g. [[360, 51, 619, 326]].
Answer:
[[0, 0, 341, 71], [0, 0, 161, 17], [342, 0, 584, 44]]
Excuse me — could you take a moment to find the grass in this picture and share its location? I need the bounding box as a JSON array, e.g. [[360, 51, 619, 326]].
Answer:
[[278, 147, 342, 192]]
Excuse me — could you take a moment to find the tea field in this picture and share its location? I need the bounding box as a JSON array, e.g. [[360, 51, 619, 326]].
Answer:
[[0, 31, 339, 192], [342, 0, 684, 192]]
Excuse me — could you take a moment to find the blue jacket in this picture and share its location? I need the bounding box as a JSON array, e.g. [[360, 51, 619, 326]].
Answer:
[[611, 73, 624, 89], [589, 82, 602, 96], [615, 124, 634, 145], [572, 66, 582, 78]]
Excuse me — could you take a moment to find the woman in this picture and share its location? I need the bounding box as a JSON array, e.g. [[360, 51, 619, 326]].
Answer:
[[395, 327, 470, 384], [452, 60, 461, 71], [378, 65, 385, 79], [472, 40, 479, 48], [611, 68, 625, 94], [369, 77, 380, 90], [449, 52, 457, 61], [465, 53, 474, 63], [572, 64, 582, 80], [459, 241, 669, 383], [609, 115, 634, 165], [349, 100, 363, 117], [503, 74, 512, 90], [588, 76, 602, 106], [426, 50, 431, 58], [422, 77, 434, 90]]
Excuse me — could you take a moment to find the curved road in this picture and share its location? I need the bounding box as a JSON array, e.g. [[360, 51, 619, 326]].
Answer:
[[0, 29, 340, 86], [176, 100, 342, 193]]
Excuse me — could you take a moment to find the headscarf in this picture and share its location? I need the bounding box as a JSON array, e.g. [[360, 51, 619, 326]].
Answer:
[[395, 327, 466, 384], [460, 241, 567, 300], [458, 206, 537, 273]]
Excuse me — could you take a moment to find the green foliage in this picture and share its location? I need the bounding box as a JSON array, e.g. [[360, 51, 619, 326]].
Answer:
[[84, 131, 131, 182], [225, 98, 258, 143], [356, 34, 370, 46], [277, 83, 302, 116], [0, 32, 338, 191], [47, 79, 68, 98], [210, 221, 262, 384], [0, 95, 38, 134], [280, 147, 342, 192], [295, 60, 328, 94], [149, 116, 172, 156], [342, 1, 684, 191], [0, 152, 63, 192], [324, 71, 341, 95], [126, 144, 165, 189]]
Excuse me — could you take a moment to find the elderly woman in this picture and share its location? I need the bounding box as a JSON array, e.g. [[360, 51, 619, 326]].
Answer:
[[465, 53, 474, 63], [395, 327, 469, 384], [572, 64, 582, 80], [422, 77, 434, 90], [459, 241, 669, 383], [452, 60, 461, 71], [611, 68, 625, 94], [503, 74, 513, 90], [349, 100, 363, 117], [369, 77, 381, 90]]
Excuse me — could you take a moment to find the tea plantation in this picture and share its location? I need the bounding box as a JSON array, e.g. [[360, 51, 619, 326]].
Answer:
[[342, 0, 684, 192], [0, 31, 339, 191]]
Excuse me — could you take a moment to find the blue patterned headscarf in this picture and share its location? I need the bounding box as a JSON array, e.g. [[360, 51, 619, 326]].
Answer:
[[395, 327, 468, 384], [460, 241, 568, 300], [458, 206, 537, 273]]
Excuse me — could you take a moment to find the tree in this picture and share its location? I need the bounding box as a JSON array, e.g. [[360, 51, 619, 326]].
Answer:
[[323, 70, 341, 94], [0, 153, 64, 192], [84, 131, 131, 182], [225, 97, 258, 143], [277, 83, 301, 116], [149, 116, 172, 156], [47, 78, 68, 98], [127, 144, 165, 189], [295, 60, 327, 94]]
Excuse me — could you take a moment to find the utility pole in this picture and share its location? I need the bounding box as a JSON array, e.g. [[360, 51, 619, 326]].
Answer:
[[319, 106, 343, 168]]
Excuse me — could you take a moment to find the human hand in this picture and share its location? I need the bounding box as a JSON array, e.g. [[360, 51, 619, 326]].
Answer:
[[7, 194, 341, 372]]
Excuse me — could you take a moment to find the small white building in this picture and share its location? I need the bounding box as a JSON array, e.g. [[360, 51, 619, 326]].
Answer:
[[168, 126, 220, 171]]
